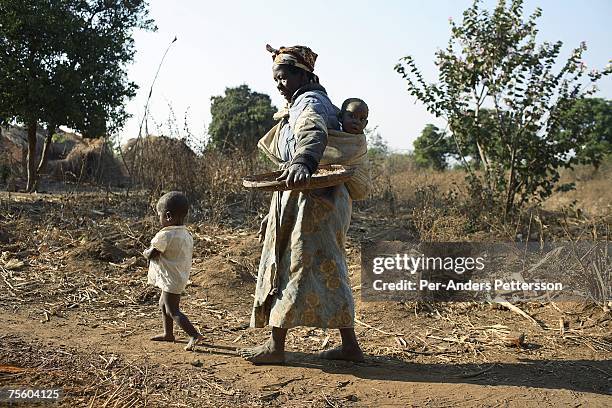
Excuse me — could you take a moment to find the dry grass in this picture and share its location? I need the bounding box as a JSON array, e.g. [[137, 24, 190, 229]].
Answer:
[[3, 123, 610, 241], [118, 132, 273, 225], [361, 154, 611, 243], [544, 161, 612, 216], [67, 139, 611, 246]]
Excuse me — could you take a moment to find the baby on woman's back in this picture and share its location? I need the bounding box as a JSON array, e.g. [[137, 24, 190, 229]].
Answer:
[[339, 98, 368, 135]]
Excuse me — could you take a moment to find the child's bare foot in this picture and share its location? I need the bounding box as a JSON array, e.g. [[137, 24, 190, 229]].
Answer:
[[150, 334, 175, 342], [318, 346, 364, 362], [184, 334, 205, 351], [238, 340, 285, 364]]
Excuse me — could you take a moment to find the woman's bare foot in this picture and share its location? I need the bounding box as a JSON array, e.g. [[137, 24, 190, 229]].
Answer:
[[237, 340, 285, 364], [150, 334, 175, 342], [184, 334, 205, 351], [318, 346, 365, 362]]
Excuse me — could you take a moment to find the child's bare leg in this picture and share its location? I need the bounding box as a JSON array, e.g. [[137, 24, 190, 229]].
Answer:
[[151, 293, 175, 342], [318, 327, 364, 362], [161, 292, 203, 349], [238, 327, 287, 364]]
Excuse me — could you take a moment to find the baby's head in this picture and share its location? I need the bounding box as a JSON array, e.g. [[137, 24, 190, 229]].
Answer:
[[340, 98, 369, 134], [156, 191, 189, 227]]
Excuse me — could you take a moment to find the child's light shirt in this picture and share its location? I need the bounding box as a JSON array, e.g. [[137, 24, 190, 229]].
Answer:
[[147, 225, 193, 294]]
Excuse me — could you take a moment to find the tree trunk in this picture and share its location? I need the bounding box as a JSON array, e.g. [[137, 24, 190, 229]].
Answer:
[[504, 147, 517, 218], [473, 94, 492, 193], [32, 124, 56, 191], [25, 121, 38, 192]]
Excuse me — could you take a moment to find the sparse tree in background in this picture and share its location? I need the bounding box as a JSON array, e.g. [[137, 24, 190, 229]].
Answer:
[[413, 124, 452, 170], [395, 0, 611, 216], [414, 111, 520, 171], [0, 0, 155, 191], [560, 98, 612, 170], [365, 126, 389, 158], [208, 85, 276, 153]]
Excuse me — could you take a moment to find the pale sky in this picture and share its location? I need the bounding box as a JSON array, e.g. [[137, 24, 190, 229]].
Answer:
[[120, 0, 612, 151]]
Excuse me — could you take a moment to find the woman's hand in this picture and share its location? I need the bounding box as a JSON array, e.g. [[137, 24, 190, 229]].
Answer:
[[276, 163, 311, 188]]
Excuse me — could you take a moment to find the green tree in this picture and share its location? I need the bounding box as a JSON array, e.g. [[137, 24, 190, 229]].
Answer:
[[395, 0, 611, 216], [413, 124, 453, 170], [560, 98, 612, 169], [208, 85, 276, 153], [414, 110, 511, 170], [0, 0, 155, 191]]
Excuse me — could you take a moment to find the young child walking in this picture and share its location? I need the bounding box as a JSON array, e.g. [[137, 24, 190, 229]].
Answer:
[[143, 191, 204, 351]]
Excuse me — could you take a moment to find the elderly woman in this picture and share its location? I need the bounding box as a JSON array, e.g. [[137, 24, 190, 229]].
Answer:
[[238, 45, 364, 364]]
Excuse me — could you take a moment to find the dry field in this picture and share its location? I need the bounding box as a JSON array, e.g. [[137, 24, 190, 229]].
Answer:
[[0, 165, 611, 407]]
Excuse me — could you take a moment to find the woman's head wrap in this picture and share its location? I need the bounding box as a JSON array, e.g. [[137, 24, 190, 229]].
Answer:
[[266, 44, 318, 73]]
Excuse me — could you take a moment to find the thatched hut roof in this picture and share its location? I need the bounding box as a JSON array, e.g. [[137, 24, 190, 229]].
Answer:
[[0, 125, 83, 162], [0, 125, 126, 186], [121, 135, 197, 190]]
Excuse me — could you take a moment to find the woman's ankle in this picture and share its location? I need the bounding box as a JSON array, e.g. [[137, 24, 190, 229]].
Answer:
[[270, 327, 288, 352], [339, 328, 361, 351]]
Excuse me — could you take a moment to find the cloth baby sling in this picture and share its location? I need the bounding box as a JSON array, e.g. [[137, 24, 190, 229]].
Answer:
[[257, 120, 372, 200]]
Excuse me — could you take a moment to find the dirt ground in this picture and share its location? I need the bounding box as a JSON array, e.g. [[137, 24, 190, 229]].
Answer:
[[0, 191, 610, 407]]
